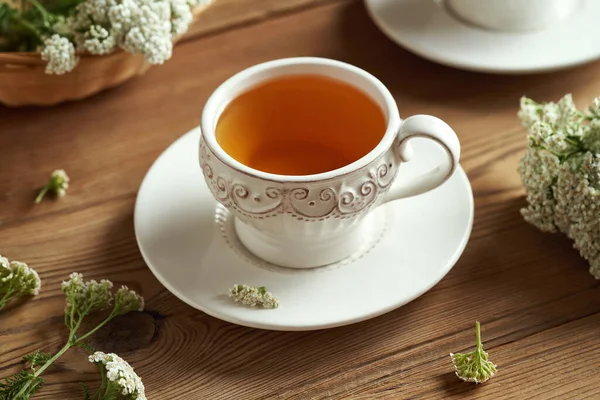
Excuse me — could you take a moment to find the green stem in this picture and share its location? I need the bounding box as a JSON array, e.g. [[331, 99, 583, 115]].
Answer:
[[0, 291, 14, 310], [0, 279, 18, 310], [475, 321, 482, 352], [17, 17, 41, 37], [17, 309, 87, 395], [564, 137, 584, 149], [68, 302, 77, 331], [35, 185, 50, 204], [70, 319, 83, 342], [15, 341, 72, 397], [76, 309, 118, 343], [0, 283, 17, 310], [19, 310, 86, 395], [14, 299, 123, 397], [102, 372, 113, 399], [25, 0, 50, 19], [16, 304, 119, 397], [92, 362, 106, 400], [63, 308, 69, 330], [69, 303, 94, 343]]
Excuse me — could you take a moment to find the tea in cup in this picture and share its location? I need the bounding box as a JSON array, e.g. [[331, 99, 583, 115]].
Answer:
[[200, 57, 460, 268]]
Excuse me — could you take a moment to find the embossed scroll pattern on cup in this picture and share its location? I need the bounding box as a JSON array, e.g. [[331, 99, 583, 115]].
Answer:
[[200, 139, 400, 222]]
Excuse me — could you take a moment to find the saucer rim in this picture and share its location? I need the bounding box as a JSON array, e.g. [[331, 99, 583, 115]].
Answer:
[[134, 128, 474, 331], [364, 0, 600, 74]]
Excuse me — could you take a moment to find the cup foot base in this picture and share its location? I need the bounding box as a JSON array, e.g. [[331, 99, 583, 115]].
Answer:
[[233, 211, 386, 269]]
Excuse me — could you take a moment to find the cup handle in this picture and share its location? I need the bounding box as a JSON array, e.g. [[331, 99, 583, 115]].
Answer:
[[382, 114, 461, 204]]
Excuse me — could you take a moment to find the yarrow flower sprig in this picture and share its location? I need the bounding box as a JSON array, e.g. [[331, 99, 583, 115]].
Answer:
[[450, 321, 497, 384], [35, 169, 70, 203], [518, 94, 600, 278], [40, 35, 79, 75], [0, 0, 213, 74], [0, 272, 145, 399], [0, 255, 41, 310], [229, 284, 279, 309], [89, 352, 146, 400]]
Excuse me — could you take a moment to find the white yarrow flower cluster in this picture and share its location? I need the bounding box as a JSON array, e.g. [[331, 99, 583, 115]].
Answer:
[[0, 256, 8, 271], [170, 0, 194, 34], [518, 94, 600, 278], [61, 272, 114, 315], [89, 352, 146, 400], [60, 273, 145, 312], [83, 25, 117, 55], [114, 285, 145, 313], [518, 95, 580, 128], [119, 0, 173, 65], [36, 169, 70, 203], [450, 322, 497, 384], [61, 272, 85, 291], [6, 261, 41, 296], [51, 169, 70, 197], [40, 0, 214, 74], [229, 284, 279, 309], [40, 34, 79, 75], [0, 255, 41, 309]]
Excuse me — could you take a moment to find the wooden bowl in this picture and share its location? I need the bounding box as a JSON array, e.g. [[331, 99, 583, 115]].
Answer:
[[0, 3, 212, 107]]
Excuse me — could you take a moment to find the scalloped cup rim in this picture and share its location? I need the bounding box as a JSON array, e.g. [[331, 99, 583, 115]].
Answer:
[[200, 57, 401, 183]]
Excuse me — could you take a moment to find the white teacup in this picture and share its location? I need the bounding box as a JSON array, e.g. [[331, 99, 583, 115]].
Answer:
[[445, 0, 580, 32], [199, 57, 460, 269]]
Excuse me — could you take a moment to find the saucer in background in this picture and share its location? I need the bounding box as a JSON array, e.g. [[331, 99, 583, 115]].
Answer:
[[364, 0, 600, 74]]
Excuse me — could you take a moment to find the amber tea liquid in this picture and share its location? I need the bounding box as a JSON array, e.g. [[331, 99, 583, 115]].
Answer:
[[215, 75, 386, 175]]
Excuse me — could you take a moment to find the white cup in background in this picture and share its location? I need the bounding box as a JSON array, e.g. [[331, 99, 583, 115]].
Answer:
[[445, 0, 580, 32]]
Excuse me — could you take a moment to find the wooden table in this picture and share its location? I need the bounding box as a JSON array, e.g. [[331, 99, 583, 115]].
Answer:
[[2, 0, 600, 398]]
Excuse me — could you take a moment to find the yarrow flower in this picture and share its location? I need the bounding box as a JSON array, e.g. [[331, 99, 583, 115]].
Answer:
[[114, 285, 145, 314], [518, 94, 600, 278], [229, 284, 279, 309], [170, 0, 194, 35], [35, 169, 70, 204], [1, 272, 146, 399], [0, 255, 41, 309], [45, 0, 216, 73], [61, 272, 114, 317], [40, 35, 79, 75], [89, 352, 146, 400], [450, 321, 497, 384], [82, 25, 117, 55], [518, 94, 581, 129], [60, 273, 144, 333], [1, 0, 213, 73]]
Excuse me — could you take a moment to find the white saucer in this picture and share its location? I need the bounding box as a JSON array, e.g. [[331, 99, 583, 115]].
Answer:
[[134, 128, 474, 331], [365, 0, 600, 74]]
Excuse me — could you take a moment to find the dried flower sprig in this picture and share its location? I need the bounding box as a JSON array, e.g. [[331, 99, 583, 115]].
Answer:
[[229, 284, 279, 309], [35, 169, 70, 203], [0, 255, 41, 310], [450, 321, 497, 384], [88, 352, 146, 400], [0, 272, 144, 399]]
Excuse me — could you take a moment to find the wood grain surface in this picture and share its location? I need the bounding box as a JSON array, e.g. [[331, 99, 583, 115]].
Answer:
[[2, 0, 600, 398]]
